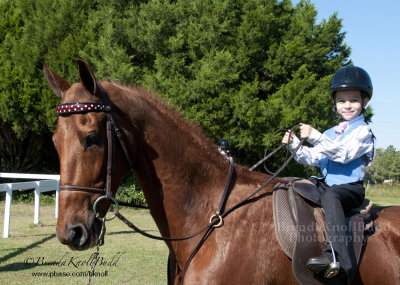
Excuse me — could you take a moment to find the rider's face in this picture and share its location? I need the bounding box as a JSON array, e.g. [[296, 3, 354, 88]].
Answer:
[[335, 90, 369, 121]]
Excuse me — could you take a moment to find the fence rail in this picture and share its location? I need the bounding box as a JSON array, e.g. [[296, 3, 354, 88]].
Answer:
[[0, 173, 60, 238]]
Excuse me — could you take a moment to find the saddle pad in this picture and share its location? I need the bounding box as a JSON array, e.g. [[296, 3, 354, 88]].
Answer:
[[272, 182, 297, 259], [273, 182, 326, 260], [291, 186, 327, 285]]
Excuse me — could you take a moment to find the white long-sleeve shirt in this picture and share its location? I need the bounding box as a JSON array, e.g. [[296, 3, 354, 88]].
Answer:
[[288, 115, 374, 185]]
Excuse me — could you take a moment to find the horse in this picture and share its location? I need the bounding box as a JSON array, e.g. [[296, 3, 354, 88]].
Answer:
[[44, 59, 400, 284]]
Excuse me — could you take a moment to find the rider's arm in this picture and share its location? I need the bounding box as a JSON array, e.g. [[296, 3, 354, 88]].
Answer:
[[289, 125, 374, 165], [288, 135, 322, 167]]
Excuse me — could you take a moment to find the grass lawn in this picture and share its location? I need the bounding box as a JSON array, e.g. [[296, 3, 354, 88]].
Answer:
[[365, 185, 400, 206], [0, 186, 398, 284], [0, 202, 168, 285]]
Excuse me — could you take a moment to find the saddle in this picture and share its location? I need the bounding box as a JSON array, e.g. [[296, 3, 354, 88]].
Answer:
[[272, 178, 374, 285]]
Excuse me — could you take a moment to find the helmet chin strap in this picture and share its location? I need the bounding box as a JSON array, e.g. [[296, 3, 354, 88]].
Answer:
[[361, 91, 370, 114]]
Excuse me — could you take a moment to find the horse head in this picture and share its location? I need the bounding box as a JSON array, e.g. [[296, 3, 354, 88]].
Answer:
[[44, 60, 129, 250]]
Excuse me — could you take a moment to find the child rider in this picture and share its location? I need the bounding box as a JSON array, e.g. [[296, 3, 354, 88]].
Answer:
[[281, 65, 375, 283]]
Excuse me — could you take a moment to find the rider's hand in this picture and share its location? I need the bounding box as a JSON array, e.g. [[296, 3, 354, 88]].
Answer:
[[300, 123, 313, 139], [282, 131, 294, 145]]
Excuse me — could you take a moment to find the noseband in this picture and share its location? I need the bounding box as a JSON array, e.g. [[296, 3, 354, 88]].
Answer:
[[57, 85, 132, 220]]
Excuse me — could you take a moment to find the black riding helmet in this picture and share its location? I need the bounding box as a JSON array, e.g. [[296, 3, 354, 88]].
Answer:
[[329, 65, 373, 99]]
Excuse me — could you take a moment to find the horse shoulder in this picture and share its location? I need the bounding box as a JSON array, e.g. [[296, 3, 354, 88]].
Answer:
[[185, 169, 296, 284]]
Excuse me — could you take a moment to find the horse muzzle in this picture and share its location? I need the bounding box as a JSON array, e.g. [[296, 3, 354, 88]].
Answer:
[[56, 219, 104, 251]]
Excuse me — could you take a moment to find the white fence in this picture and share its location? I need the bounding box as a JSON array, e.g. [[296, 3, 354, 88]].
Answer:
[[0, 173, 60, 238]]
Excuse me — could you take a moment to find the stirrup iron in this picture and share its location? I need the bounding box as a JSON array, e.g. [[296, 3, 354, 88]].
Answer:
[[324, 241, 341, 278]]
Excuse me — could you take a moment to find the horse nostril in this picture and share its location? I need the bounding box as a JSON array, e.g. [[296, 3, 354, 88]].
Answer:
[[66, 223, 88, 249]]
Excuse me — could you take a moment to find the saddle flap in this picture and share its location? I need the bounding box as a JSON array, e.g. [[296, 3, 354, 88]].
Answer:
[[290, 186, 326, 285], [292, 179, 323, 206]]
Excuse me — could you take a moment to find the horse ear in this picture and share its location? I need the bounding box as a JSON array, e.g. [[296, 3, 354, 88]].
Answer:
[[76, 59, 98, 96], [43, 62, 71, 98]]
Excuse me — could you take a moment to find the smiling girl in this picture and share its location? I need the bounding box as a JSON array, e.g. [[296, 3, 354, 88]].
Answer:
[[282, 65, 375, 284]]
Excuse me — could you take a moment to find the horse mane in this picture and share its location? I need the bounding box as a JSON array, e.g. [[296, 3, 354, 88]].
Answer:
[[109, 81, 227, 168]]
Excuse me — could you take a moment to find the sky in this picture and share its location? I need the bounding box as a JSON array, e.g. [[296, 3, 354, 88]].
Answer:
[[293, 0, 400, 150]]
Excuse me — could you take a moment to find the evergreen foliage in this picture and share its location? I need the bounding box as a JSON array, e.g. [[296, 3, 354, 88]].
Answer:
[[366, 146, 400, 184], [0, 0, 357, 178]]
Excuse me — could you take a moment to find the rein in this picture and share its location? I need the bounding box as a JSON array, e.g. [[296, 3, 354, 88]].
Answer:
[[57, 85, 303, 284]]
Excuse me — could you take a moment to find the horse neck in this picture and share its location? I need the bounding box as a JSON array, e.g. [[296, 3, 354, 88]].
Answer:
[[110, 84, 230, 237]]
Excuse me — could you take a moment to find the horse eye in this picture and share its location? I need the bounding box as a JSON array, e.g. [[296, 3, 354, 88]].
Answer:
[[85, 133, 100, 149]]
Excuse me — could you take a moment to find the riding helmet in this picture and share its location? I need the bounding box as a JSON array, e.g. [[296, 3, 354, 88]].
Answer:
[[329, 65, 373, 99]]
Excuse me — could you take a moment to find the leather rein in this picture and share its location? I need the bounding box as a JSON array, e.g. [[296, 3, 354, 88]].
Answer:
[[57, 84, 302, 284]]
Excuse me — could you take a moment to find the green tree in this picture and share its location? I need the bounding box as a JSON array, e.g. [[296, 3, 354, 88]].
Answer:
[[118, 0, 351, 175], [0, 0, 95, 171], [366, 146, 400, 184], [0, 0, 354, 179]]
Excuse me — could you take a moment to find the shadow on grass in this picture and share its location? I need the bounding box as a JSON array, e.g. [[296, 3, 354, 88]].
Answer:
[[0, 234, 56, 272]]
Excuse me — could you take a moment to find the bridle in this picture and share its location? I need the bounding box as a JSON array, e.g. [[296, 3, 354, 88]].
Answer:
[[57, 85, 133, 219], [56, 83, 303, 284]]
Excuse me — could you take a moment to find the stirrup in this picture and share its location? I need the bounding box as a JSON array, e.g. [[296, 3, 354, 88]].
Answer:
[[324, 241, 341, 278]]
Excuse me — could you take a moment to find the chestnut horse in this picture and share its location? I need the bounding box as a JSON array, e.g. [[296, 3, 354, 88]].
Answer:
[[44, 60, 400, 284]]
